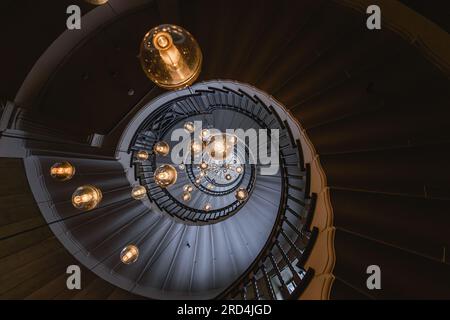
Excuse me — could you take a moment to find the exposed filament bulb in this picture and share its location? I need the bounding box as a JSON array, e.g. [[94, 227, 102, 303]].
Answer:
[[73, 193, 93, 205], [153, 31, 188, 81]]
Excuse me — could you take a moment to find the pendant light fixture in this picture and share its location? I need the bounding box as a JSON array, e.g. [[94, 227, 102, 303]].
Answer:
[[50, 162, 75, 181], [182, 192, 192, 202], [140, 24, 202, 90], [206, 133, 236, 161], [153, 141, 170, 156], [84, 0, 108, 5], [235, 188, 249, 202], [131, 185, 147, 200], [136, 150, 149, 161], [184, 121, 195, 133], [71, 185, 102, 210], [154, 164, 178, 188], [120, 245, 139, 264]]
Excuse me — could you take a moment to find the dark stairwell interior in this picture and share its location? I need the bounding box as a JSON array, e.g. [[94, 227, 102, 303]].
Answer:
[[1, 0, 450, 300]]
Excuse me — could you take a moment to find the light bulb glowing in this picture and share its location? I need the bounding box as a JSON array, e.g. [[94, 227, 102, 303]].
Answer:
[[50, 162, 75, 181], [191, 140, 203, 154], [201, 129, 211, 141], [179, 163, 185, 170], [131, 185, 147, 200], [235, 188, 249, 201], [154, 32, 172, 50], [228, 134, 238, 145], [140, 25, 202, 90], [195, 178, 202, 185], [120, 245, 139, 264], [199, 162, 208, 170], [71, 185, 102, 210], [184, 122, 195, 133], [183, 184, 193, 192], [182, 192, 192, 202], [225, 174, 232, 181], [206, 134, 236, 161], [154, 164, 177, 188], [203, 203, 212, 212], [153, 141, 170, 156], [236, 166, 243, 174], [136, 150, 149, 161], [84, 0, 109, 5]]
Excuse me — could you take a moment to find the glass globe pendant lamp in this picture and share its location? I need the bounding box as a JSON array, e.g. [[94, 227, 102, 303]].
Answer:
[[201, 129, 211, 141], [191, 140, 204, 155], [84, 0, 108, 5], [184, 121, 195, 133], [120, 245, 139, 264], [182, 192, 192, 202], [154, 164, 178, 188], [206, 133, 236, 161], [71, 185, 102, 210], [140, 24, 202, 90], [50, 162, 75, 181], [136, 150, 149, 161], [131, 185, 147, 200], [153, 141, 170, 156], [235, 188, 249, 202]]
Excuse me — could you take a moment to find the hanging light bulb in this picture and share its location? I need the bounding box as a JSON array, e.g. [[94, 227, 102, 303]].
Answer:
[[191, 140, 203, 155], [131, 185, 147, 200], [201, 129, 211, 141], [140, 24, 202, 90], [228, 134, 238, 145], [182, 192, 192, 202], [153, 141, 170, 156], [179, 163, 185, 170], [84, 0, 108, 5], [203, 203, 212, 212], [206, 133, 236, 161], [154, 164, 178, 188], [184, 122, 195, 133], [71, 185, 102, 210], [136, 150, 149, 161], [199, 162, 209, 170], [195, 178, 202, 185], [235, 188, 249, 202], [120, 245, 139, 264], [50, 162, 75, 181], [183, 184, 193, 192], [236, 166, 243, 174], [225, 174, 232, 181]]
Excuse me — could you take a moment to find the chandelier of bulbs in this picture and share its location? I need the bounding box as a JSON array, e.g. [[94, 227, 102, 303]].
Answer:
[[50, 18, 251, 265]]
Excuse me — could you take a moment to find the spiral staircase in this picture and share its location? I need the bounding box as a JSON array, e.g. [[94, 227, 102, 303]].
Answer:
[[1, 0, 450, 300]]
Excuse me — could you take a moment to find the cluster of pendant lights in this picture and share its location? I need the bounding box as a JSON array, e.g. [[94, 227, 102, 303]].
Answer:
[[141, 120, 248, 208], [58, 1, 244, 265], [50, 160, 147, 266]]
